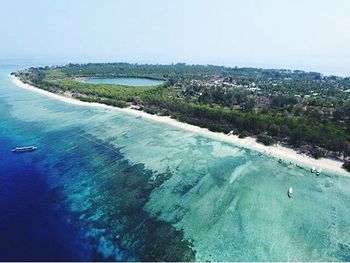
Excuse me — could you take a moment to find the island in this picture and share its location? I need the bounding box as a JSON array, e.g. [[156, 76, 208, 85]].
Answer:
[[12, 63, 350, 172]]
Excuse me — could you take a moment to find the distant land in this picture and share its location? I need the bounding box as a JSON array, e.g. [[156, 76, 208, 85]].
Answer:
[[13, 63, 350, 173]]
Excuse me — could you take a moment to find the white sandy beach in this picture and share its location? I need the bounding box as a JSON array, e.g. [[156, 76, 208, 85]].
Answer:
[[11, 75, 350, 177]]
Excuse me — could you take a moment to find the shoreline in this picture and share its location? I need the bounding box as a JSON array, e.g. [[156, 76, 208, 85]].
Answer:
[[10, 75, 350, 178]]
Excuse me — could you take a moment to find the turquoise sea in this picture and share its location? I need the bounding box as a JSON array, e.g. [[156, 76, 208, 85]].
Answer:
[[0, 64, 350, 261]]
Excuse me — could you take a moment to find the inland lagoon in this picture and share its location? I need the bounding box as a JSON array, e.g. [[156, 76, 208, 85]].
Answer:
[[1, 64, 350, 261], [81, 77, 164, 86]]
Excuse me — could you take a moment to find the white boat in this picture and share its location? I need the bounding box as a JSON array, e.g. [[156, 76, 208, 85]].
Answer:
[[311, 166, 316, 173], [316, 168, 322, 176], [288, 187, 293, 198], [12, 146, 37, 153]]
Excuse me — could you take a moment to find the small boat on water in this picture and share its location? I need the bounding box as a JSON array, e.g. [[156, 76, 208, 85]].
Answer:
[[316, 168, 322, 176], [11, 146, 37, 153], [311, 166, 316, 173], [288, 187, 293, 198]]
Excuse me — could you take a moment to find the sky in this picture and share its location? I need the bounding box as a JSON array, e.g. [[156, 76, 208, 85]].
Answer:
[[1, 0, 350, 76]]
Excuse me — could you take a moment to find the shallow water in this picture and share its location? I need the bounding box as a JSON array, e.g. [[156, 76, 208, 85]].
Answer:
[[82, 77, 163, 86], [0, 64, 350, 261]]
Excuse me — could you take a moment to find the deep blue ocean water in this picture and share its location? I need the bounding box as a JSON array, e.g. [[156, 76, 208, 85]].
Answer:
[[0, 141, 90, 261]]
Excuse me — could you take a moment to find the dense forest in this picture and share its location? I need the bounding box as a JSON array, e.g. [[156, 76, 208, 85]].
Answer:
[[13, 63, 350, 171]]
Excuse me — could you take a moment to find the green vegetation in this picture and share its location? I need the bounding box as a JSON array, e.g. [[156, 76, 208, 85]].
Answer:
[[343, 161, 350, 172], [239, 130, 250, 138], [256, 134, 275, 146], [13, 63, 350, 169], [310, 147, 327, 159]]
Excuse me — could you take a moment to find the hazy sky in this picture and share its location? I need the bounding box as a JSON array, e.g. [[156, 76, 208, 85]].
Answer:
[[1, 0, 350, 75]]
